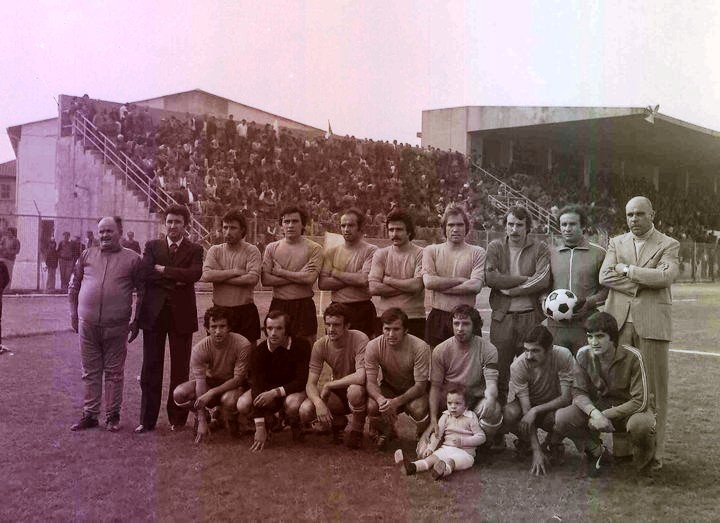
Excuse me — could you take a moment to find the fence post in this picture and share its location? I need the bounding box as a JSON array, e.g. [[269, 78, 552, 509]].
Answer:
[[36, 214, 41, 292]]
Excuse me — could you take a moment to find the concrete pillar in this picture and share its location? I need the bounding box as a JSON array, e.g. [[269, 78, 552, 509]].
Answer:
[[474, 136, 484, 167], [583, 156, 591, 188], [653, 166, 660, 191], [547, 147, 553, 172]]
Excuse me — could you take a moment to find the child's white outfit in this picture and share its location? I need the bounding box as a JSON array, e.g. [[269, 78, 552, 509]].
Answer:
[[431, 409, 487, 471]]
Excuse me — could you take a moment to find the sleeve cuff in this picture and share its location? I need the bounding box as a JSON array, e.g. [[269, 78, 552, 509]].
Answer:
[[278, 387, 286, 397]]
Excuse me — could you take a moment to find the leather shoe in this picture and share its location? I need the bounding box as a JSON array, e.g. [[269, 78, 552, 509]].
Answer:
[[134, 424, 154, 434]]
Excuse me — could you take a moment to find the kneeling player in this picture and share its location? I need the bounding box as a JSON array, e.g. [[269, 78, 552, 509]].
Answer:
[[173, 306, 252, 444], [299, 303, 369, 448], [236, 310, 311, 452], [395, 387, 486, 480], [365, 308, 431, 450], [502, 325, 574, 475], [554, 312, 656, 476]]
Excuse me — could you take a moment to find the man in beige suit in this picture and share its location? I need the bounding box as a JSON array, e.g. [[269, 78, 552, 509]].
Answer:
[[599, 196, 679, 470]]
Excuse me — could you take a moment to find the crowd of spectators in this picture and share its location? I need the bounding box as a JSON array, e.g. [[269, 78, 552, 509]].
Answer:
[[478, 163, 719, 243], [65, 95, 718, 245], [66, 95, 476, 238]]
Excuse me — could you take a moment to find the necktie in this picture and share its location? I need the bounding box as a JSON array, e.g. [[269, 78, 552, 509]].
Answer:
[[169, 242, 178, 263]]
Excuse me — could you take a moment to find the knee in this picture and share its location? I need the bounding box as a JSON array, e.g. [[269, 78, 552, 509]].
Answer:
[[366, 397, 379, 417], [284, 393, 305, 417], [220, 390, 239, 412], [502, 401, 522, 428], [407, 396, 429, 422], [298, 398, 316, 423], [173, 382, 194, 406], [627, 413, 655, 440], [553, 405, 578, 434], [236, 392, 252, 415], [103, 367, 124, 382], [346, 384, 366, 407], [479, 399, 503, 425]]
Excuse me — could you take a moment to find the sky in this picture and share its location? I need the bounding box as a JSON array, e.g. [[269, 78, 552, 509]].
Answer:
[[1, 0, 719, 163]]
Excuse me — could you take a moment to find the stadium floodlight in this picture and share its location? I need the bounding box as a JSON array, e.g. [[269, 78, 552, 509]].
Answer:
[[644, 104, 660, 124]]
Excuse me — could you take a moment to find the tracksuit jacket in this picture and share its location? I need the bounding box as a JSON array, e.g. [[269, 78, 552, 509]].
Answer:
[[485, 236, 551, 322], [572, 344, 655, 420]]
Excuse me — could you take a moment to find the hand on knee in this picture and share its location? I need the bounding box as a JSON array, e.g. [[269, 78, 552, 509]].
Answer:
[[298, 400, 315, 424]]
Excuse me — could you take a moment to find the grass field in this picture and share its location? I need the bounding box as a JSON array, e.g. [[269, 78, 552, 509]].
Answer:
[[1, 283, 719, 521]]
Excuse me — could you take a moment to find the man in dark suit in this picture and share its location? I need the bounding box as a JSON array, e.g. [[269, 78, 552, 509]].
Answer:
[[135, 204, 204, 433]]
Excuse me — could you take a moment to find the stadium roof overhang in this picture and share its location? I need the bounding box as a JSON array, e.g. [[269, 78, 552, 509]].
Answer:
[[472, 109, 720, 169]]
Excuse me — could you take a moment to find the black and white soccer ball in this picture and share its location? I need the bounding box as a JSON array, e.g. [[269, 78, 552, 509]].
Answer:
[[543, 289, 578, 321]]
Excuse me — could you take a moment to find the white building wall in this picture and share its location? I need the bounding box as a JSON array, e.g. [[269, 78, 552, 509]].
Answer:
[[14, 119, 59, 289], [421, 107, 469, 153]]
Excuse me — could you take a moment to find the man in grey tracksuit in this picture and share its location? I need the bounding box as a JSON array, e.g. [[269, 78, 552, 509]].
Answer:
[[68, 216, 144, 432]]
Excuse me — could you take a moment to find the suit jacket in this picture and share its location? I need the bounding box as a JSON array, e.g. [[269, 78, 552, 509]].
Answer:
[[599, 228, 679, 341], [138, 238, 204, 333]]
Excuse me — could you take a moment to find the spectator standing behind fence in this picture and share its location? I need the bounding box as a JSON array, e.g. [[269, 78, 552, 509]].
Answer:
[[85, 230, 100, 249], [0, 227, 20, 290], [68, 216, 144, 432], [45, 238, 59, 292], [121, 231, 141, 255], [0, 260, 9, 352], [57, 232, 74, 292]]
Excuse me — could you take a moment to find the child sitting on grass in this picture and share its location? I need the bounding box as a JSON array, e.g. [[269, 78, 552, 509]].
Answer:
[[394, 386, 486, 479]]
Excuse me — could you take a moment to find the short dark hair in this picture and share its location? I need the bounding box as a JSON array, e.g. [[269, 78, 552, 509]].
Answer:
[[584, 312, 619, 346], [203, 306, 232, 330], [450, 304, 483, 335], [114, 216, 123, 232], [323, 302, 351, 325], [386, 208, 415, 240], [380, 307, 409, 330], [441, 204, 470, 232], [446, 384, 468, 401], [506, 206, 533, 232], [342, 207, 365, 229], [263, 309, 293, 338], [165, 204, 190, 226], [279, 205, 308, 228], [558, 204, 588, 228], [222, 209, 248, 238], [523, 325, 554, 350]]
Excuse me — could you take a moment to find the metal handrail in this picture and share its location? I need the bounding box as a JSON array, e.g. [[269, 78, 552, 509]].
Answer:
[[72, 114, 212, 247], [471, 161, 560, 234]]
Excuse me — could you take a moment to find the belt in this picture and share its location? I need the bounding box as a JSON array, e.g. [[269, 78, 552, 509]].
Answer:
[[506, 309, 535, 316]]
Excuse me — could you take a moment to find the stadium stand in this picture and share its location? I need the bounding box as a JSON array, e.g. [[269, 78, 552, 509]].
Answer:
[[65, 95, 719, 246]]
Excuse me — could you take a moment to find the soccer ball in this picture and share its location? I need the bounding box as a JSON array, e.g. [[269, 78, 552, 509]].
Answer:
[[543, 289, 578, 321]]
